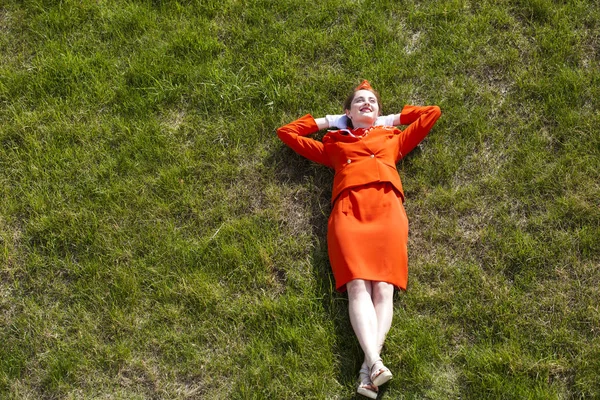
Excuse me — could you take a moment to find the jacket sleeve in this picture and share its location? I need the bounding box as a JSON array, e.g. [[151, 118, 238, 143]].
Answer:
[[276, 114, 333, 168], [396, 105, 442, 161]]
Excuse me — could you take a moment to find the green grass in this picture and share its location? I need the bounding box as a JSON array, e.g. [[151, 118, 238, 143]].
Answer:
[[1, 0, 599, 398]]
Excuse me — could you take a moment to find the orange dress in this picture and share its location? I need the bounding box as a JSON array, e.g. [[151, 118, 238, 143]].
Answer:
[[277, 105, 441, 291]]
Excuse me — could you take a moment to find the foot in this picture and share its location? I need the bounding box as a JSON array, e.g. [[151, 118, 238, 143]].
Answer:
[[357, 364, 378, 399], [370, 359, 393, 387]]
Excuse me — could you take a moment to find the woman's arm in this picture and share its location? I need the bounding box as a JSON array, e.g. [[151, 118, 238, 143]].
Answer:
[[276, 115, 333, 167], [378, 110, 444, 127], [396, 105, 442, 160]]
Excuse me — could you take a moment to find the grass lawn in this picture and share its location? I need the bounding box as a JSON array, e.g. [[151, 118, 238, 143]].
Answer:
[[1, 0, 599, 398]]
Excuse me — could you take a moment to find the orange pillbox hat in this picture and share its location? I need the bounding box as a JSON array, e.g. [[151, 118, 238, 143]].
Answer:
[[355, 80, 374, 91]]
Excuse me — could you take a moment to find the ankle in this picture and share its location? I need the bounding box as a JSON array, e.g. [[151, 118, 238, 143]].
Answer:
[[365, 356, 380, 369]]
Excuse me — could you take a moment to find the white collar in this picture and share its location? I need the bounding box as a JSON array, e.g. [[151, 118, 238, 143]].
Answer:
[[340, 127, 374, 138]]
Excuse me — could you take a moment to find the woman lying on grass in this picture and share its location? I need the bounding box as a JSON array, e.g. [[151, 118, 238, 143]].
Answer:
[[277, 80, 441, 398]]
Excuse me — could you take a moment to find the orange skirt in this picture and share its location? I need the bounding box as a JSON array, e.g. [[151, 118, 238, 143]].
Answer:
[[327, 182, 409, 292]]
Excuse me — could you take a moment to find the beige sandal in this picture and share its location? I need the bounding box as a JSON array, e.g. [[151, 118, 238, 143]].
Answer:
[[357, 364, 378, 399], [370, 359, 393, 387]]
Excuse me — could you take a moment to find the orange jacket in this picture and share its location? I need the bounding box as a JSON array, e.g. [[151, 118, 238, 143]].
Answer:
[[277, 105, 441, 204]]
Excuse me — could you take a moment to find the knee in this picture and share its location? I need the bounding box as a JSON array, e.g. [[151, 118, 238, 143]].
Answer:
[[372, 282, 394, 303], [347, 279, 370, 299]]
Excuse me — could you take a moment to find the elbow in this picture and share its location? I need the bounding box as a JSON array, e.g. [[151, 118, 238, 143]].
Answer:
[[276, 127, 294, 146], [429, 105, 442, 123], [276, 127, 286, 140]]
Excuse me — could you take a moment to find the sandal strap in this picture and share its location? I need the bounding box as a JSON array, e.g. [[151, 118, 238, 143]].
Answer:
[[370, 358, 392, 387], [370, 359, 384, 375], [357, 365, 378, 398]]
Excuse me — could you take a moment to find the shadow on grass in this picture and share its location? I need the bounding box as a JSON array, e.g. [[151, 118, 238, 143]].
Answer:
[[268, 144, 365, 394]]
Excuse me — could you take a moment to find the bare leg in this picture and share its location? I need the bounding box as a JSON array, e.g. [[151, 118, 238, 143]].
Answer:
[[372, 281, 395, 354], [347, 280, 394, 388], [347, 279, 380, 368]]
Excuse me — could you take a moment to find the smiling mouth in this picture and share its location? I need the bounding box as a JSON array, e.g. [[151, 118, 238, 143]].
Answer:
[[360, 106, 372, 112]]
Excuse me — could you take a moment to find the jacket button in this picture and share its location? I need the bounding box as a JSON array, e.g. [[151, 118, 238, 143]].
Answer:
[[347, 159, 351, 164]]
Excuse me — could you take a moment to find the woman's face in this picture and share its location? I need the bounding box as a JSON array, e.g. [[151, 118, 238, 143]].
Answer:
[[345, 89, 379, 127]]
